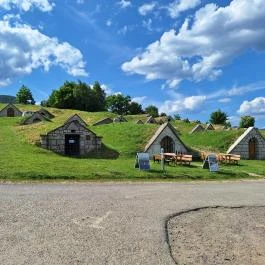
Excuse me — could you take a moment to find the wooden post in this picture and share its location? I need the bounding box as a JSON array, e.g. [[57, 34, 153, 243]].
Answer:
[[161, 148, 165, 172]]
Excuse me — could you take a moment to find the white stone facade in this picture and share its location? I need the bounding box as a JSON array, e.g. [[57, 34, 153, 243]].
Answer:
[[145, 123, 188, 157], [227, 127, 265, 160]]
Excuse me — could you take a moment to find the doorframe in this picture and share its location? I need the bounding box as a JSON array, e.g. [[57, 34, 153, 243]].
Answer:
[[64, 134, 80, 155], [248, 137, 257, 160]]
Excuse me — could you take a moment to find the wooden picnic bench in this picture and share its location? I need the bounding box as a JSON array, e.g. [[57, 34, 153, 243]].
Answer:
[[218, 153, 240, 164], [153, 153, 193, 166]]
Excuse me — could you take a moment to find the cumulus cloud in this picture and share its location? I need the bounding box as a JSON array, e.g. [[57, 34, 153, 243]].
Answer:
[[0, 0, 54, 12], [160, 95, 207, 114], [0, 17, 87, 87], [218, 98, 231, 103], [122, 0, 265, 88], [166, 0, 201, 18], [131, 96, 147, 104], [117, 0, 131, 9], [138, 2, 157, 16], [238, 97, 265, 115]]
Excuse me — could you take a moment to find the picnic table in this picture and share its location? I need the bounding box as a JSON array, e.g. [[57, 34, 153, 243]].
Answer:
[[153, 153, 193, 166], [218, 153, 241, 164]]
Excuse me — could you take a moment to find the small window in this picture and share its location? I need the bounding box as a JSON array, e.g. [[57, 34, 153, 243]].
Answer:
[[71, 130, 76, 133], [86, 135, 90, 140]]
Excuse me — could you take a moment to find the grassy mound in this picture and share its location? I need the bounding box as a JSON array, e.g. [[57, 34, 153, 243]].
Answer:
[[0, 104, 264, 180]]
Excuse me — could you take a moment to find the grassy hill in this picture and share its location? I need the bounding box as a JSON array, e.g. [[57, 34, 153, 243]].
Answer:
[[0, 104, 264, 180]]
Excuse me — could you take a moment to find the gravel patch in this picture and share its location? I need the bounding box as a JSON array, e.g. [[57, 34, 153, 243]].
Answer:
[[167, 206, 265, 265]]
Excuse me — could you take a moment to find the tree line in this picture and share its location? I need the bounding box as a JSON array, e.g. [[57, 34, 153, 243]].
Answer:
[[13, 82, 255, 128]]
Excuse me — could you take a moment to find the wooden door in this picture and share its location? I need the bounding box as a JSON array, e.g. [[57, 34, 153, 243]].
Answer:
[[161, 136, 174, 153], [65, 134, 80, 155], [248, 138, 256, 160], [7, 108, 15, 117]]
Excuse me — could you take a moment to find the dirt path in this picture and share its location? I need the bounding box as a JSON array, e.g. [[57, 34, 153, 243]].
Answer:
[[167, 206, 265, 265]]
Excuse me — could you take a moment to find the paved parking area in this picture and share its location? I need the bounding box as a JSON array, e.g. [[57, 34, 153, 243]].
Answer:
[[1, 181, 265, 265]]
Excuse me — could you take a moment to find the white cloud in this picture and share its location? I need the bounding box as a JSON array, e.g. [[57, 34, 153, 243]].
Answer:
[[101, 84, 113, 95], [238, 97, 265, 115], [160, 95, 206, 114], [166, 0, 201, 18], [118, 25, 128, 35], [0, 0, 54, 12], [218, 98, 231, 103], [0, 17, 87, 87], [132, 96, 147, 104], [142, 18, 152, 31], [138, 2, 157, 16], [117, 0, 131, 9], [122, 0, 265, 88], [106, 19, 112, 27]]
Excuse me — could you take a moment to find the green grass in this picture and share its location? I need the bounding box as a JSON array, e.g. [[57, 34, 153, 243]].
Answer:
[[0, 110, 264, 181]]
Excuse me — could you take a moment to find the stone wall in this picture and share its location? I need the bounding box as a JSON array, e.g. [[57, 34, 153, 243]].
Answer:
[[228, 130, 265, 160], [23, 112, 46, 125], [0, 105, 22, 117], [146, 126, 187, 157], [40, 121, 101, 155]]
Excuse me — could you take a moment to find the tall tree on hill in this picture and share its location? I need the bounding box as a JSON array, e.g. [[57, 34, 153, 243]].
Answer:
[[209, 109, 227, 125], [92, 81, 106, 111], [16, 85, 35, 104], [239, 116, 255, 128], [44, 81, 107, 112], [106, 94, 131, 115], [145, 105, 159, 117], [128, 101, 143, 115]]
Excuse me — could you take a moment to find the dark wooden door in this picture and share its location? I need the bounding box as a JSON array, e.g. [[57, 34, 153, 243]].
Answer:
[[65, 134, 80, 155], [248, 138, 256, 160], [161, 136, 174, 153], [7, 108, 15, 117]]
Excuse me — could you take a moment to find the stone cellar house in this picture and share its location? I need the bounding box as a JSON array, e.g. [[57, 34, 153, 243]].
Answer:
[[93, 117, 113, 126], [37, 108, 54, 119], [40, 115, 102, 156], [64, 114, 87, 127], [205, 123, 215, 130], [136, 120, 144, 124], [0, 103, 22, 117], [21, 112, 48, 125], [145, 116, 157, 124], [189, 124, 204, 134], [144, 122, 188, 157], [227, 127, 265, 160]]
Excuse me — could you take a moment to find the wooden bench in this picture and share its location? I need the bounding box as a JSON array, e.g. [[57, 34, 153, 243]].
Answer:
[[218, 153, 240, 164], [229, 154, 241, 164], [153, 154, 161, 163], [179, 154, 193, 165]]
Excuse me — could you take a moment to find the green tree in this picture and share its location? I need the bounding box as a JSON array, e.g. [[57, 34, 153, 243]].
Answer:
[[92, 81, 106, 111], [145, 105, 159, 117], [106, 94, 131, 114], [44, 81, 107, 112], [174, 114, 181, 120], [128, 101, 143, 115], [209, 109, 227, 125], [16, 85, 35, 104], [239, 116, 255, 128]]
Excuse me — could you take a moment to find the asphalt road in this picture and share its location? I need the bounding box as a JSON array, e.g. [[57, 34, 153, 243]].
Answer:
[[1, 180, 265, 265]]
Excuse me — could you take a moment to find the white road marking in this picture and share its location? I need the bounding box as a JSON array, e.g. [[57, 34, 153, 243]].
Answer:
[[73, 211, 112, 229]]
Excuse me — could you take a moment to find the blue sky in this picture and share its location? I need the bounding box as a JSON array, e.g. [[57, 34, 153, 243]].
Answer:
[[0, 0, 265, 128]]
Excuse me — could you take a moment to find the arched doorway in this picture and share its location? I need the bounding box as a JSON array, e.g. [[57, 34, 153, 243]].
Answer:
[[33, 118, 41, 123], [248, 138, 256, 160], [161, 136, 174, 153], [7, 108, 15, 117]]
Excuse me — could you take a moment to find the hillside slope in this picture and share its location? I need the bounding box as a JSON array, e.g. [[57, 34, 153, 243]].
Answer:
[[0, 105, 264, 180]]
